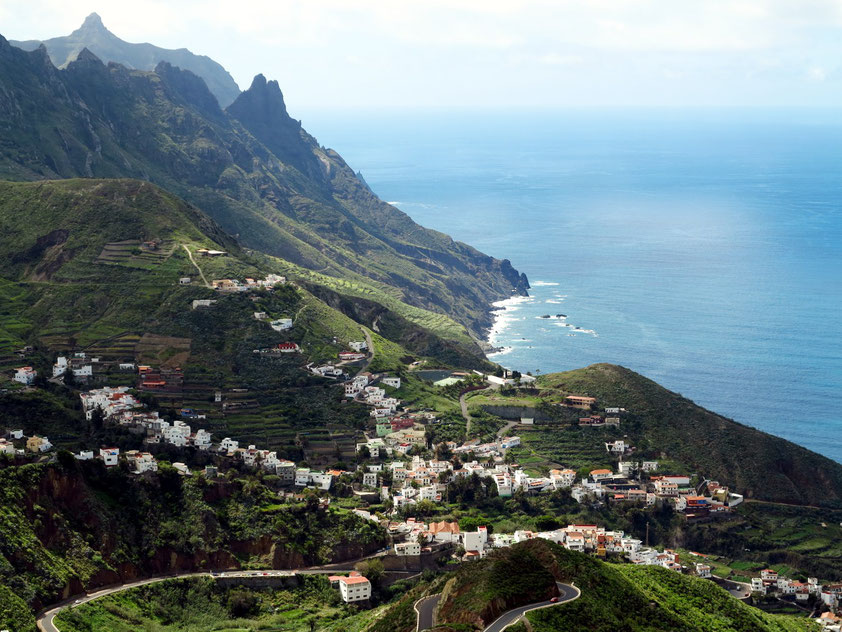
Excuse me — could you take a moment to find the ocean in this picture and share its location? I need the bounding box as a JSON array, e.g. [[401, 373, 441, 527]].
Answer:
[[303, 107, 842, 463]]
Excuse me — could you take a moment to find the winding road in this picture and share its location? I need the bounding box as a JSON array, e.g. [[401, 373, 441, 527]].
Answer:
[[36, 565, 381, 632], [181, 244, 210, 288], [460, 391, 474, 435], [414, 593, 442, 631], [483, 582, 580, 632]]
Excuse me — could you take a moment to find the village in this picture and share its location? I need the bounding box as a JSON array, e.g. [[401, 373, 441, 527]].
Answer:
[[5, 337, 842, 619]]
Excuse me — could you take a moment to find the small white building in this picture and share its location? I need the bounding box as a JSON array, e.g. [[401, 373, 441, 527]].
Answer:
[[270, 318, 293, 332], [349, 341, 368, 352], [219, 437, 239, 453], [75, 450, 94, 461], [381, 376, 401, 389], [13, 367, 37, 385], [99, 447, 120, 467], [336, 575, 371, 603], [362, 472, 378, 488], [53, 357, 69, 377], [696, 563, 712, 579], [395, 541, 421, 556]]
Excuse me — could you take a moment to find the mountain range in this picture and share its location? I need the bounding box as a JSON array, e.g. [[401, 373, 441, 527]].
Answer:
[[0, 25, 529, 343], [10, 13, 241, 107]]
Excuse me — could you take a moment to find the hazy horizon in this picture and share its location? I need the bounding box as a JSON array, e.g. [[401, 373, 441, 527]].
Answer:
[[2, 0, 841, 112]]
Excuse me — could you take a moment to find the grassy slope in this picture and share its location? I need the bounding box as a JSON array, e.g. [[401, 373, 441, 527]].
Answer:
[[0, 39, 526, 338], [54, 576, 380, 632], [536, 364, 842, 507], [434, 540, 816, 632], [526, 550, 815, 632]]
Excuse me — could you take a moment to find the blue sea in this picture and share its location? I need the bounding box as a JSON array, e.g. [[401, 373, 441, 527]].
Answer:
[[304, 108, 842, 463]]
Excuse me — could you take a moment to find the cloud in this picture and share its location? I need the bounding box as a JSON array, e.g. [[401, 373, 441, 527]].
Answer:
[[1, 0, 840, 107]]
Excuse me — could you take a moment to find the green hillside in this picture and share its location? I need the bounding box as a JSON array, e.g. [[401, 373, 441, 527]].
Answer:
[[0, 178, 487, 453], [433, 539, 816, 632], [531, 364, 842, 507], [0, 35, 528, 339], [0, 460, 386, 624]]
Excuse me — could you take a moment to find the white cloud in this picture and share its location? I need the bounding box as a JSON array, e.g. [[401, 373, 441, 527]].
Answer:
[[1, 0, 840, 107]]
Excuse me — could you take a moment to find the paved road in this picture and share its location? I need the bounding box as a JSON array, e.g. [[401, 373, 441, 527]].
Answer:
[[721, 579, 752, 600], [497, 420, 518, 439], [36, 560, 386, 632], [39, 573, 210, 632], [460, 391, 474, 434], [483, 582, 580, 632], [415, 593, 441, 631], [355, 327, 375, 377]]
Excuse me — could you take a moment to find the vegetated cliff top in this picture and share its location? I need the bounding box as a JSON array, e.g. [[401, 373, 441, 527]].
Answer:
[[9, 12, 242, 107], [538, 363, 842, 508], [432, 539, 815, 632], [0, 460, 386, 621], [0, 34, 528, 340]]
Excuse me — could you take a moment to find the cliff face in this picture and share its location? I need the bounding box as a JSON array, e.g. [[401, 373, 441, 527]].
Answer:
[[0, 34, 527, 339], [0, 462, 386, 611]]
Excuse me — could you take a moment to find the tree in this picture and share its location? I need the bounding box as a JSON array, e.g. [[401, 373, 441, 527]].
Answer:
[[227, 589, 259, 617], [355, 558, 385, 585]]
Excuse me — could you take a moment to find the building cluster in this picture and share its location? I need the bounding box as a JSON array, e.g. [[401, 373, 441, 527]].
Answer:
[[138, 366, 184, 392], [52, 353, 95, 379], [750, 568, 824, 603], [0, 429, 51, 456], [210, 274, 285, 293]]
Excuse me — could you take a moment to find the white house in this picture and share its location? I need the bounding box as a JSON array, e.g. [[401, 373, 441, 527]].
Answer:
[[362, 472, 378, 488], [74, 450, 94, 461], [349, 341, 368, 352], [486, 375, 515, 387], [382, 376, 401, 389], [270, 318, 293, 332], [605, 440, 626, 454], [500, 436, 520, 449], [192, 428, 212, 449], [463, 530, 487, 555], [336, 574, 371, 603], [99, 447, 120, 467], [13, 367, 36, 385], [219, 437, 239, 453], [395, 541, 421, 556], [696, 563, 712, 579], [53, 357, 69, 377]]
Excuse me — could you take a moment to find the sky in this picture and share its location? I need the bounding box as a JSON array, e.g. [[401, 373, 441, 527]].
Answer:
[[1, 0, 841, 111]]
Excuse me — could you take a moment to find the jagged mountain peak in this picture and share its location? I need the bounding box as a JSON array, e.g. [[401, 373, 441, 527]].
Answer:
[[234, 73, 293, 121], [70, 12, 114, 40], [79, 12, 105, 31], [9, 15, 241, 107], [73, 47, 102, 64]]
